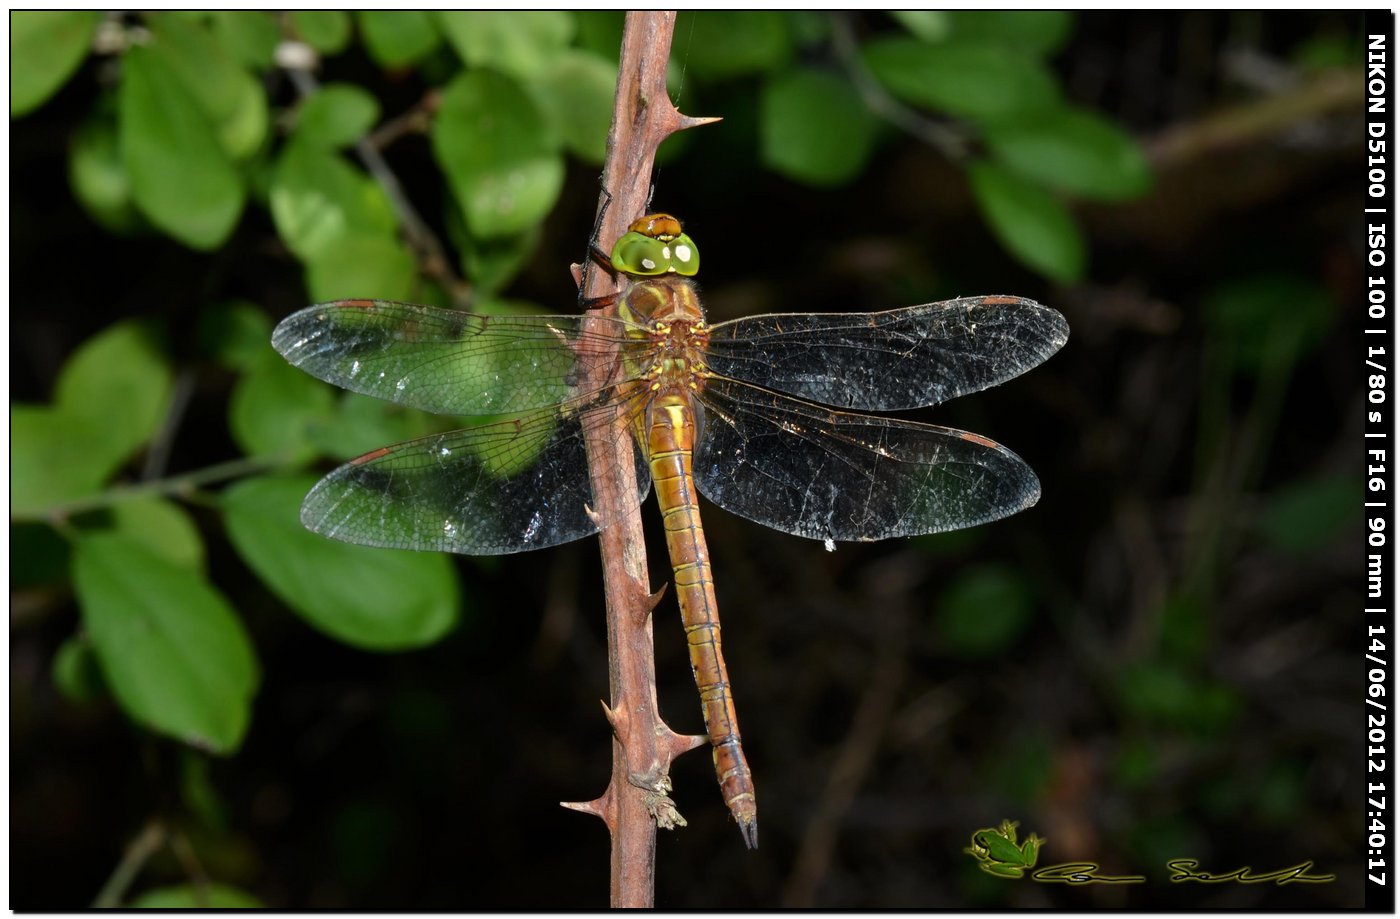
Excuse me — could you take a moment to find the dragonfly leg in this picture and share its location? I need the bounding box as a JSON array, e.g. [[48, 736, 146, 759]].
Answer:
[[577, 189, 618, 308], [579, 291, 620, 313]]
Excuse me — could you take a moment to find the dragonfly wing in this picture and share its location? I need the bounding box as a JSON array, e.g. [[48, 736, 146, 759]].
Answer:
[[705, 295, 1068, 411], [301, 403, 652, 554], [693, 379, 1040, 543], [272, 300, 637, 416]]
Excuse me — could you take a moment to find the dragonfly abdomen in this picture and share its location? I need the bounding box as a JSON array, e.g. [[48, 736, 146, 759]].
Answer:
[[647, 392, 758, 848]]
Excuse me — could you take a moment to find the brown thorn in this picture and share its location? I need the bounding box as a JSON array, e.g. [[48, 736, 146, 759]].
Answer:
[[675, 114, 723, 132], [561, 783, 616, 830], [635, 582, 668, 627], [660, 726, 708, 764], [600, 699, 630, 737], [560, 796, 605, 819]]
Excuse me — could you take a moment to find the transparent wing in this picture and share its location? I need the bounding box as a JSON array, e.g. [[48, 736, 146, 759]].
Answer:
[[705, 295, 1068, 411], [693, 378, 1040, 543], [301, 401, 651, 555], [272, 300, 643, 416]]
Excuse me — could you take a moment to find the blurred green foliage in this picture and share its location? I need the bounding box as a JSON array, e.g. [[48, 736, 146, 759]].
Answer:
[[73, 533, 260, 754], [11, 10, 102, 117], [933, 564, 1034, 658]]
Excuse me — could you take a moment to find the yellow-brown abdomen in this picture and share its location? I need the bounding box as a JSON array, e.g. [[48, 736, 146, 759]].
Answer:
[[647, 392, 758, 847]]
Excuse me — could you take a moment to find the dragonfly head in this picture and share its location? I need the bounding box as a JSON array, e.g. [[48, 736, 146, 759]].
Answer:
[[610, 213, 699, 278]]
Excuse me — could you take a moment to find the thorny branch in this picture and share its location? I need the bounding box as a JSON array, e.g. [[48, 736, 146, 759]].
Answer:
[[559, 10, 718, 908]]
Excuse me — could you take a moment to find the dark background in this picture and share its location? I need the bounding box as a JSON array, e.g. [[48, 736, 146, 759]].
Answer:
[[12, 10, 1372, 908]]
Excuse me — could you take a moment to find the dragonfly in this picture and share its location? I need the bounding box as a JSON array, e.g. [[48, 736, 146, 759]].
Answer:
[[271, 213, 1069, 849]]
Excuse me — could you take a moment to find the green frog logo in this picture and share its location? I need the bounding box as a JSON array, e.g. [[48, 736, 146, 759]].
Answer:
[[964, 820, 1045, 878]]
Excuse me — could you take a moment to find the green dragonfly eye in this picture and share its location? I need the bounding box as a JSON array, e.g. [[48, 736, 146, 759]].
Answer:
[[609, 214, 700, 278], [667, 232, 699, 276], [611, 232, 670, 276]]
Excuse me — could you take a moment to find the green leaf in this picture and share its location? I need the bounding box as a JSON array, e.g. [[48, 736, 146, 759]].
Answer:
[[934, 564, 1034, 658], [761, 68, 878, 187], [207, 11, 280, 70], [967, 160, 1086, 283], [199, 300, 274, 371], [676, 11, 793, 79], [452, 218, 541, 294], [10, 405, 111, 517], [223, 475, 461, 650], [358, 10, 441, 68], [106, 498, 206, 571], [431, 70, 564, 239], [888, 11, 950, 43], [293, 83, 380, 150], [229, 351, 335, 463], [144, 19, 235, 130], [863, 37, 1059, 122], [984, 107, 1152, 201], [73, 534, 259, 753], [1260, 475, 1361, 555], [11, 10, 100, 117], [53, 634, 108, 706], [529, 50, 618, 164], [216, 70, 269, 161], [437, 11, 574, 80], [305, 234, 418, 304], [130, 883, 263, 909], [118, 45, 245, 250], [947, 11, 1075, 57], [54, 320, 174, 472], [146, 16, 267, 160], [291, 10, 352, 55], [269, 138, 397, 261], [69, 106, 143, 234]]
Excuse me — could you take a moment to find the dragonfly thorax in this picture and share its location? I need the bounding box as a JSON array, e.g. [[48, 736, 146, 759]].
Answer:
[[621, 275, 712, 392]]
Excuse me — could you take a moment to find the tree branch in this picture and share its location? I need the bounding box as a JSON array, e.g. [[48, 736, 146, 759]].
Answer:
[[91, 820, 167, 908], [1144, 66, 1363, 167], [830, 12, 970, 161], [564, 10, 717, 908]]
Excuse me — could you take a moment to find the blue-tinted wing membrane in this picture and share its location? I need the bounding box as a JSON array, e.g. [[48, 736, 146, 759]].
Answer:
[[301, 402, 652, 555], [704, 296, 1068, 411], [272, 300, 640, 416], [693, 379, 1040, 543]]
